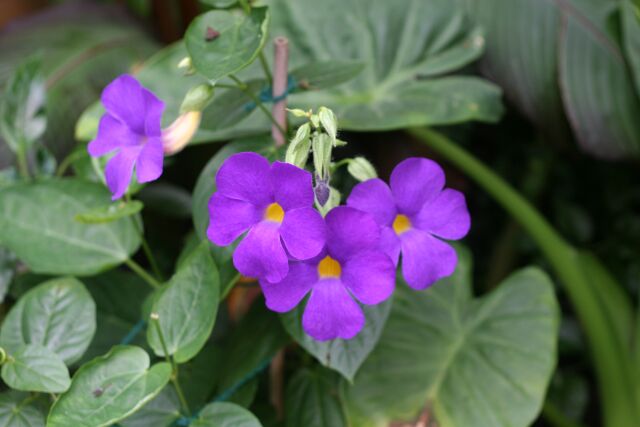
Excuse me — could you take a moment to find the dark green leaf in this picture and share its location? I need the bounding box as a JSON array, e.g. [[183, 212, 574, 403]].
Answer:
[[137, 183, 192, 219], [2, 344, 70, 393], [147, 243, 220, 363], [119, 385, 181, 427], [622, 0, 640, 93], [0, 56, 46, 153], [191, 402, 262, 427], [0, 277, 96, 365], [290, 61, 365, 91], [285, 368, 346, 427], [344, 251, 559, 427], [268, 0, 502, 129], [0, 248, 16, 305], [47, 346, 171, 427], [201, 0, 238, 8], [74, 200, 144, 224], [192, 137, 279, 295], [281, 299, 391, 382], [0, 178, 141, 276], [0, 391, 45, 427], [186, 7, 270, 81]]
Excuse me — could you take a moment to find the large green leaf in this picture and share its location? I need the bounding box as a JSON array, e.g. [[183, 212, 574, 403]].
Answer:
[[285, 368, 347, 427], [622, 0, 640, 93], [464, 0, 640, 159], [1, 344, 70, 393], [192, 137, 279, 295], [0, 179, 141, 276], [0, 277, 96, 365], [191, 402, 262, 427], [186, 7, 270, 81], [344, 252, 559, 427], [147, 243, 220, 363], [266, 0, 503, 130], [0, 391, 45, 427], [119, 386, 181, 427], [281, 299, 391, 382], [47, 346, 171, 427]]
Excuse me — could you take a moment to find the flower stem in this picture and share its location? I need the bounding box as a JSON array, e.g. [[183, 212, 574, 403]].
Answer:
[[15, 146, 30, 180], [259, 52, 273, 84], [409, 127, 639, 427], [131, 216, 164, 282], [151, 314, 190, 414], [228, 74, 286, 138], [125, 258, 161, 289]]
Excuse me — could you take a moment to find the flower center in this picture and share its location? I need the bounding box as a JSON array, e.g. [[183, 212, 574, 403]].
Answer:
[[392, 214, 411, 235], [317, 255, 341, 278], [264, 202, 285, 223]]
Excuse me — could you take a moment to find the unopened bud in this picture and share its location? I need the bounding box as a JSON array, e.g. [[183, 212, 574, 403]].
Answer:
[[161, 111, 202, 155], [180, 84, 214, 113], [347, 157, 377, 182], [178, 56, 195, 75], [314, 178, 330, 206]]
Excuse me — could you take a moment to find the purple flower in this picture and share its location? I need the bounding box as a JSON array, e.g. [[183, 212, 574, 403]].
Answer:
[[260, 207, 395, 341], [207, 152, 326, 283], [347, 157, 470, 290], [88, 75, 165, 200]]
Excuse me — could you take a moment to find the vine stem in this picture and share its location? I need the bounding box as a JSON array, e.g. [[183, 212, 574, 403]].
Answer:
[[130, 215, 164, 282], [228, 74, 286, 137], [125, 258, 161, 289], [408, 127, 638, 427], [151, 314, 190, 414], [15, 145, 30, 180], [271, 36, 289, 147]]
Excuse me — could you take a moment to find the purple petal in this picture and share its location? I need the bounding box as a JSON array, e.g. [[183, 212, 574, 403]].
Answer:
[[380, 226, 401, 265], [260, 262, 316, 312], [216, 152, 272, 206], [280, 207, 326, 260], [347, 178, 396, 226], [342, 251, 395, 305], [302, 278, 365, 341], [101, 75, 147, 134], [233, 221, 288, 282], [271, 161, 314, 210], [207, 193, 261, 245], [325, 207, 380, 262], [104, 147, 140, 200], [142, 88, 164, 137], [413, 189, 470, 240], [390, 158, 445, 215], [136, 137, 163, 183], [400, 229, 458, 290], [88, 114, 137, 157]]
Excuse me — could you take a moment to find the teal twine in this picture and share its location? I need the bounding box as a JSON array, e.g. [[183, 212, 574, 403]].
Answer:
[[171, 357, 273, 426], [243, 76, 297, 112], [120, 319, 146, 345]]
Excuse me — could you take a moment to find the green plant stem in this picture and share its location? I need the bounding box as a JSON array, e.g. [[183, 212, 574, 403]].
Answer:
[[151, 316, 190, 414], [409, 127, 638, 427], [228, 74, 286, 138], [258, 52, 273, 84], [125, 258, 161, 289], [131, 216, 164, 282], [15, 146, 30, 180]]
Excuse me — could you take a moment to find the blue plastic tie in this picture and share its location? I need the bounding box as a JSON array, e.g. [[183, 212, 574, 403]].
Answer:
[[120, 319, 146, 345], [243, 76, 297, 112]]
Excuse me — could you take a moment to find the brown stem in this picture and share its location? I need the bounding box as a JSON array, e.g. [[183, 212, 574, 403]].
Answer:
[[269, 349, 285, 420], [271, 36, 289, 146]]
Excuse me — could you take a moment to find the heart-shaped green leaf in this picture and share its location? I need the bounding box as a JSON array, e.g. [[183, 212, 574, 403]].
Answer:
[[0, 391, 45, 427], [2, 344, 70, 393], [147, 243, 219, 363], [0, 277, 96, 365], [281, 299, 391, 381], [285, 368, 347, 427], [191, 402, 262, 427], [119, 386, 181, 427], [47, 346, 171, 427], [343, 251, 559, 427], [268, 0, 503, 130], [192, 136, 279, 295], [0, 178, 141, 276], [186, 7, 270, 81]]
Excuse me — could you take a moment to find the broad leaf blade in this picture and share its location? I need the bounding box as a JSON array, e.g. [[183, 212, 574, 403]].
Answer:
[[186, 7, 270, 81], [119, 386, 181, 427], [0, 391, 45, 427], [344, 252, 560, 427], [147, 243, 220, 363], [74, 200, 144, 224], [2, 344, 70, 393], [0, 178, 141, 276], [281, 299, 391, 381], [285, 368, 347, 427], [0, 277, 96, 365], [191, 402, 262, 427], [47, 346, 171, 427]]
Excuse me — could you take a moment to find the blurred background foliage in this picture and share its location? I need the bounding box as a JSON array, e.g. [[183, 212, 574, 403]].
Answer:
[[1, 0, 640, 426]]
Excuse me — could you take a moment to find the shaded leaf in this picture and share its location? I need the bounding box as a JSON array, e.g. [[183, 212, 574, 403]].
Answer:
[[191, 402, 262, 427], [0, 179, 141, 276], [0, 391, 45, 427], [285, 368, 347, 427], [2, 344, 70, 393], [47, 346, 171, 427], [0, 277, 96, 365], [119, 385, 181, 427]]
